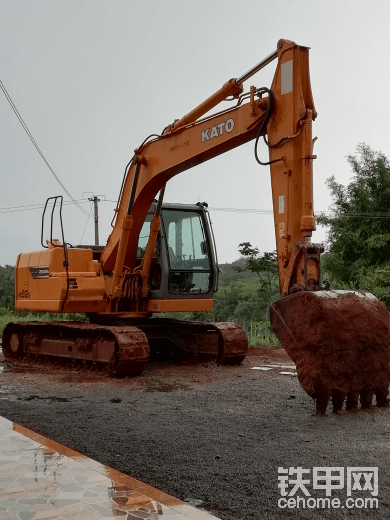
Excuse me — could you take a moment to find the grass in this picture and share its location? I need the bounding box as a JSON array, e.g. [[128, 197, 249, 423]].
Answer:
[[0, 307, 87, 335], [245, 320, 280, 347], [248, 334, 280, 347]]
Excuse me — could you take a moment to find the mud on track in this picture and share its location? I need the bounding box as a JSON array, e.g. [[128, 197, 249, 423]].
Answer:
[[1, 345, 390, 519]]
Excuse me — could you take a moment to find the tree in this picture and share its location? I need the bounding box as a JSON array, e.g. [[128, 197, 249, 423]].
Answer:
[[233, 242, 279, 306], [211, 280, 269, 322], [0, 265, 14, 308], [318, 143, 390, 299]]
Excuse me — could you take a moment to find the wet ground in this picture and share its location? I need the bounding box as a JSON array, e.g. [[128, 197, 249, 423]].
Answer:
[[1, 344, 390, 519], [0, 414, 219, 519]]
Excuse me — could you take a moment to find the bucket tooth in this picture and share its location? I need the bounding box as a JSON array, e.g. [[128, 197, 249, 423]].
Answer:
[[270, 290, 390, 414], [360, 390, 375, 409], [376, 390, 390, 408], [346, 392, 359, 411], [332, 391, 347, 415], [315, 393, 331, 415]]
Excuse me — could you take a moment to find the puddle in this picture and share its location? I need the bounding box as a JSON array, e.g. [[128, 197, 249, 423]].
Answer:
[[59, 375, 108, 383], [252, 364, 296, 369], [0, 363, 25, 373], [145, 382, 192, 392], [20, 395, 72, 402], [0, 386, 15, 393], [0, 365, 54, 374]]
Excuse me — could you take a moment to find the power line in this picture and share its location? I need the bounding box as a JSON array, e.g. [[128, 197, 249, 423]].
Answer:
[[208, 207, 390, 218], [0, 198, 89, 211], [0, 80, 91, 218], [79, 201, 94, 243], [1, 195, 390, 220], [0, 199, 91, 214], [208, 207, 273, 214]]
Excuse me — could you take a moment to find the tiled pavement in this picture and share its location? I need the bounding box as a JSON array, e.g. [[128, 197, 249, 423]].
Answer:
[[0, 415, 218, 520]]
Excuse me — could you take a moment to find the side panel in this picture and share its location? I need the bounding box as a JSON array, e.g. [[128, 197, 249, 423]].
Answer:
[[15, 248, 107, 313]]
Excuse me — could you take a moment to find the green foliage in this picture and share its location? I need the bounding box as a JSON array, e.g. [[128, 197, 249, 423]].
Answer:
[[352, 262, 390, 308], [318, 144, 390, 291], [0, 265, 15, 308], [217, 258, 257, 286], [212, 280, 270, 322], [233, 242, 279, 306]]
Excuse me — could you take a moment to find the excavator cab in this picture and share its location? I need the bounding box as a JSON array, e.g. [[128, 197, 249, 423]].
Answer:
[[139, 202, 218, 300]]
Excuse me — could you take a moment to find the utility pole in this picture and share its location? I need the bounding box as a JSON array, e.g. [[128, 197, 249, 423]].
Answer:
[[88, 196, 101, 245]]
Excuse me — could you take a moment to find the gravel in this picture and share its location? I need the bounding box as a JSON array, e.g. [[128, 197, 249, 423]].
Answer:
[[1, 347, 390, 519]]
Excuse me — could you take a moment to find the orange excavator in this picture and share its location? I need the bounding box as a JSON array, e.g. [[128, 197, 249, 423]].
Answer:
[[4, 39, 389, 414]]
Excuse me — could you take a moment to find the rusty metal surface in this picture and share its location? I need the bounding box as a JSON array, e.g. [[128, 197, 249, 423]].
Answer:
[[2, 318, 248, 377], [209, 322, 248, 365], [270, 290, 390, 414], [134, 318, 248, 365], [2, 321, 149, 377]]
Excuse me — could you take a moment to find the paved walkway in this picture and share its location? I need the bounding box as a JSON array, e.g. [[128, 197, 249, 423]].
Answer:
[[0, 415, 217, 520]]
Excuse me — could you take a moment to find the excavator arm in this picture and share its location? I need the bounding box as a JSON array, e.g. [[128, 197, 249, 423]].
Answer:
[[101, 39, 321, 308]]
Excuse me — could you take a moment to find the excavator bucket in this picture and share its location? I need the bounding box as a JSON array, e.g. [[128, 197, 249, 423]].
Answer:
[[270, 290, 390, 414]]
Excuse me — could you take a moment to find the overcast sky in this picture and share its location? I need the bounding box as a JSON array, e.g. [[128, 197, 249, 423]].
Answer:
[[1, 0, 390, 266]]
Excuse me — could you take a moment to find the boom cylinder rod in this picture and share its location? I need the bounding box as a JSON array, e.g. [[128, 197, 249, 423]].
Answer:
[[127, 160, 142, 215], [111, 158, 142, 299], [169, 78, 243, 132], [236, 49, 278, 85], [169, 48, 278, 133], [155, 184, 166, 217]]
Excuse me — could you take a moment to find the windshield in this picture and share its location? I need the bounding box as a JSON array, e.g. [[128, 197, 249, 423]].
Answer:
[[162, 210, 210, 270], [162, 209, 212, 294]]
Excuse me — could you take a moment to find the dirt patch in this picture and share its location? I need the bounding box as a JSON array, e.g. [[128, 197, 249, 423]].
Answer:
[[248, 346, 290, 359], [0, 345, 293, 393]]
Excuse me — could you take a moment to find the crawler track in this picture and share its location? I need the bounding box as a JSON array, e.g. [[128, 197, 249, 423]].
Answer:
[[2, 321, 150, 377], [2, 319, 248, 377], [103, 318, 249, 366]]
